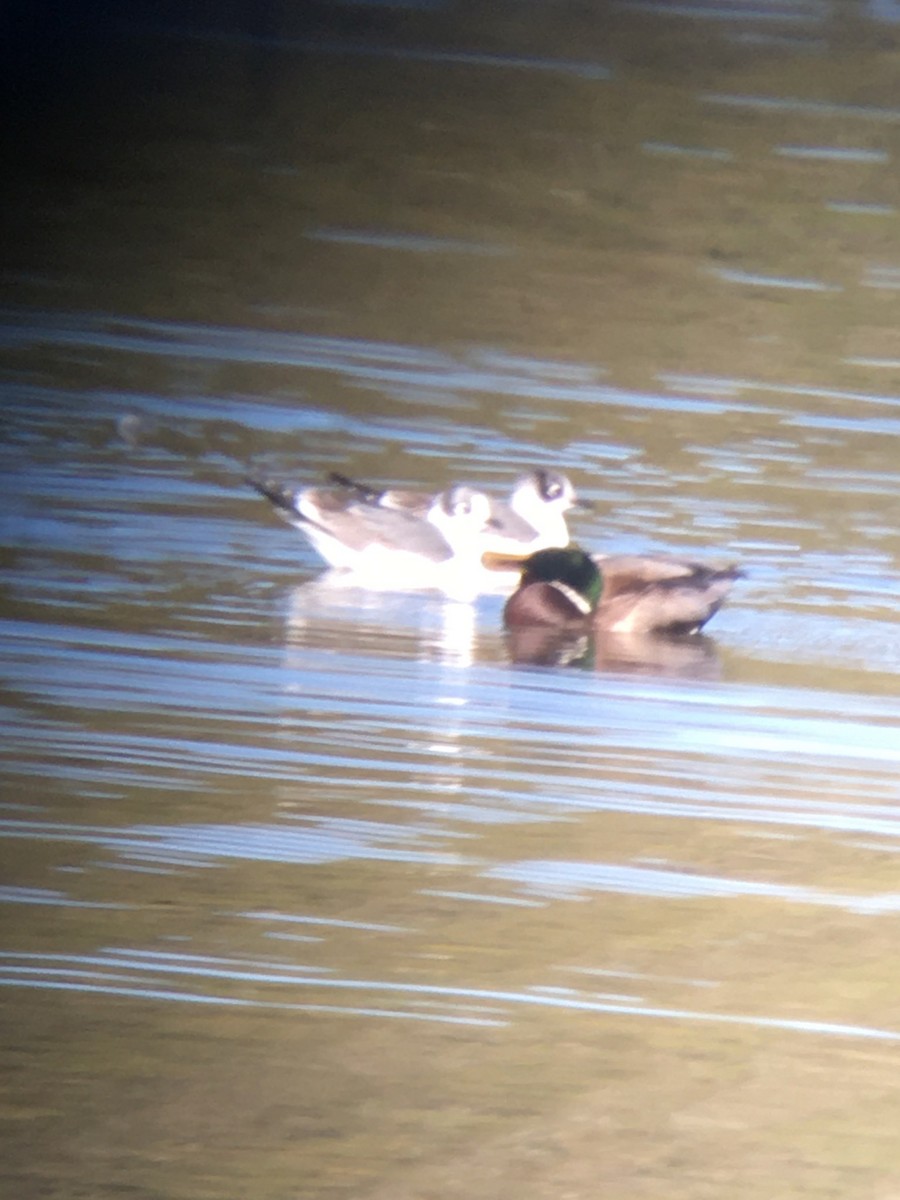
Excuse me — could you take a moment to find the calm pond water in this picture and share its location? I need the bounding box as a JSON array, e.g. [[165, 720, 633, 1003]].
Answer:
[[2, 2, 900, 1197]]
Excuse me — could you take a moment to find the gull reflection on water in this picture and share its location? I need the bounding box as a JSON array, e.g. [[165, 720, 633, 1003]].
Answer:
[[282, 570, 485, 668], [277, 574, 492, 821]]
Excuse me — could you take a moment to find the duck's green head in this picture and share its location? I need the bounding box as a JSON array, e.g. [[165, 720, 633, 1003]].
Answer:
[[519, 547, 602, 610]]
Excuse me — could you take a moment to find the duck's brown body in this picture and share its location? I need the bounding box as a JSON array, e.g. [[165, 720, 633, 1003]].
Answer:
[[588, 554, 741, 635], [502, 549, 741, 636]]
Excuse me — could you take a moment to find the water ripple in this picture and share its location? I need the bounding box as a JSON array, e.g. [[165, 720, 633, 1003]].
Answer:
[[702, 92, 900, 122], [0, 949, 895, 1042], [486, 859, 900, 912]]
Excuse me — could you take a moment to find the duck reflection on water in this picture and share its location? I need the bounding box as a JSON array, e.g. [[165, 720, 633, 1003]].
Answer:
[[504, 624, 725, 679]]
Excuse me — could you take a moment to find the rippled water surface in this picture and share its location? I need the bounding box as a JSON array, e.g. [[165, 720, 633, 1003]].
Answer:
[[3, 2, 900, 1197]]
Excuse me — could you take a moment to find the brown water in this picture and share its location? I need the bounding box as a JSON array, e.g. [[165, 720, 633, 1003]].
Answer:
[[3, 2, 900, 1197]]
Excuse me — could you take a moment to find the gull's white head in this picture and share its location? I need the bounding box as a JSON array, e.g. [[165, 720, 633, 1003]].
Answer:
[[508, 469, 578, 548], [428, 485, 494, 557]]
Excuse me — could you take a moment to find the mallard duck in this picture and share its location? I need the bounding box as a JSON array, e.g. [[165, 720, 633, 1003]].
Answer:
[[496, 546, 742, 635], [326, 467, 590, 554]]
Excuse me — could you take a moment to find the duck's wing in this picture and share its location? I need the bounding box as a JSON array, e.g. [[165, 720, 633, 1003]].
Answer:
[[595, 554, 742, 598], [596, 561, 742, 635]]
